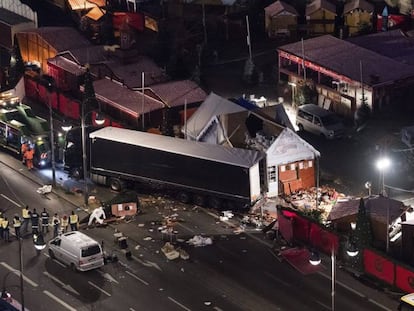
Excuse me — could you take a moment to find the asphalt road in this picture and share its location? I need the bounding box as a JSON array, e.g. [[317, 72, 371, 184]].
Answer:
[[0, 155, 401, 311]]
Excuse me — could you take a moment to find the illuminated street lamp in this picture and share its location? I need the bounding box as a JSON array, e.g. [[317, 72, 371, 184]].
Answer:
[[309, 242, 358, 311], [376, 157, 390, 196]]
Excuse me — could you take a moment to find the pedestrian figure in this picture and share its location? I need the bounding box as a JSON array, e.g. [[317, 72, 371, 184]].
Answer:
[[41, 208, 49, 234], [31, 208, 39, 234], [88, 206, 106, 226], [0, 211, 4, 240], [52, 213, 60, 238], [21, 141, 28, 164], [2, 217, 9, 242], [69, 211, 78, 231], [25, 146, 34, 170], [13, 215, 21, 239], [61, 215, 68, 233], [21, 205, 31, 234]]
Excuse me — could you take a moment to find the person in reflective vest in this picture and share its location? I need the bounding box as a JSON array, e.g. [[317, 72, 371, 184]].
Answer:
[[21, 142, 28, 164], [13, 215, 21, 239], [25, 147, 35, 170], [2, 217, 9, 242], [61, 215, 68, 234], [41, 208, 49, 234], [21, 205, 31, 234], [69, 211, 78, 231], [31, 208, 39, 234]]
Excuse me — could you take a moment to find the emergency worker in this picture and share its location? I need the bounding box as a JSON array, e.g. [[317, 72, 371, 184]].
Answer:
[[21, 205, 31, 234], [61, 215, 68, 233], [31, 208, 39, 234], [21, 141, 28, 164], [25, 146, 34, 170], [52, 213, 60, 237], [69, 211, 78, 231], [13, 215, 21, 239], [41, 208, 49, 234], [2, 217, 9, 242]]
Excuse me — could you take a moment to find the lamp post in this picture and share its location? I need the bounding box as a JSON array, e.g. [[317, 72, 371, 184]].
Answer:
[[1, 235, 46, 311], [45, 78, 56, 186], [309, 241, 359, 311], [376, 157, 391, 253], [376, 157, 390, 196]]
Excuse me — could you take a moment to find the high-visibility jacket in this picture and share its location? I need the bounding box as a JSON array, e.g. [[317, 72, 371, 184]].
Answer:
[[41, 211, 49, 225], [21, 143, 28, 154], [25, 149, 34, 160], [0, 216, 4, 226], [69, 214, 78, 224], [61, 217, 68, 227], [22, 208, 30, 219], [13, 218, 21, 228], [2, 220, 8, 229], [31, 213, 39, 227]]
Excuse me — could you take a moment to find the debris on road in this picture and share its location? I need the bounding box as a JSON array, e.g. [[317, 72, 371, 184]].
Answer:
[[187, 235, 213, 247], [161, 242, 180, 260]]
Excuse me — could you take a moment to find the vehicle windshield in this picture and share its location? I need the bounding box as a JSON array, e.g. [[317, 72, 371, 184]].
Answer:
[[320, 114, 341, 126], [81, 245, 101, 257]]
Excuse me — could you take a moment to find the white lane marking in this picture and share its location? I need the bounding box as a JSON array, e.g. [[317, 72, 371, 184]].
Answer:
[[318, 271, 364, 298], [43, 271, 80, 296], [43, 290, 77, 311], [125, 270, 149, 286], [88, 281, 111, 297], [43, 253, 67, 268], [213, 307, 224, 311], [167, 296, 192, 311], [0, 262, 38, 287], [130, 256, 162, 271], [177, 222, 195, 233], [0, 194, 21, 207], [314, 300, 329, 310], [264, 271, 291, 287], [129, 308, 137, 311], [97, 271, 119, 284], [368, 298, 393, 311]]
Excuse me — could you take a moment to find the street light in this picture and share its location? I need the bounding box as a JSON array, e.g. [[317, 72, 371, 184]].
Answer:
[[81, 110, 105, 206], [376, 157, 390, 196], [45, 76, 56, 187], [309, 242, 359, 311], [2, 235, 47, 310]]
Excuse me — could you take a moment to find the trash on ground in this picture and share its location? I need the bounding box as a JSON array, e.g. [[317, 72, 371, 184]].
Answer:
[[37, 185, 52, 194], [161, 242, 180, 260], [187, 235, 213, 247]]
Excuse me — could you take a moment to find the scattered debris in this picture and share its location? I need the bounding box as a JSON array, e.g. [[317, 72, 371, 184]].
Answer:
[[143, 236, 152, 241], [187, 235, 213, 247], [37, 185, 52, 194], [161, 242, 180, 260], [138, 223, 145, 227]]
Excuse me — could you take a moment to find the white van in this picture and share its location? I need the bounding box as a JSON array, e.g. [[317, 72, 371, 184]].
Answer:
[[296, 104, 345, 139], [48, 231, 104, 272]]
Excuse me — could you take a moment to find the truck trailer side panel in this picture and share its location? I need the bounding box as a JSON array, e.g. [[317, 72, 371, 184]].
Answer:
[[89, 127, 266, 203]]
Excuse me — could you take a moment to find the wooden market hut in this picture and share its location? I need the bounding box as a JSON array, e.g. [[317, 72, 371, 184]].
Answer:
[[306, 0, 336, 35], [264, 0, 298, 38], [344, 0, 374, 36]]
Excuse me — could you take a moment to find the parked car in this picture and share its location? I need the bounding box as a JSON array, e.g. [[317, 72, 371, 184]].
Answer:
[[296, 104, 345, 139]]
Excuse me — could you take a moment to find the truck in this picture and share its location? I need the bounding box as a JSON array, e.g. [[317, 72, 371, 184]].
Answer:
[[0, 94, 51, 167], [66, 126, 266, 209]]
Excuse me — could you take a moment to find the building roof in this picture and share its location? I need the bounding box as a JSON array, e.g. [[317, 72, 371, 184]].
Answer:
[[106, 57, 167, 89], [306, 0, 336, 16], [67, 0, 106, 11], [344, 0, 374, 14], [149, 80, 207, 108], [278, 34, 414, 86], [264, 1, 298, 17], [267, 127, 320, 163], [0, 7, 33, 25], [90, 127, 265, 168], [85, 7, 106, 21], [93, 78, 165, 118], [185, 92, 246, 140], [18, 27, 91, 52], [328, 195, 407, 222], [47, 55, 85, 76], [347, 29, 414, 66]]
